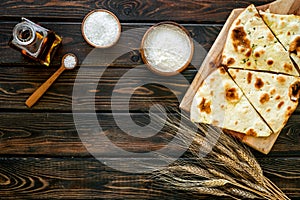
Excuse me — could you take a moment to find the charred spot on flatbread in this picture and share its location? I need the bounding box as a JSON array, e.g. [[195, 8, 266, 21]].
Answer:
[[267, 59, 274, 65], [255, 78, 264, 89], [254, 52, 260, 58], [289, 36, 300, 56], [219, 67, 226, 74], [275, 95, 281, 100], [283, 63, 293, 72], [276, 76, 286, 84], [270, 88, 276, 95], [247, 72, 252, 84], [226, 58, 236, 66], [289, 81, 300, 102], [277, 101, 285, 109], [231, 26, 251, 52], [260, 93, 270, 104], [198, 98, 211, 114], [225, 87, 239, 102], [245, 49, 252, 57], [246, 128, 257, 137], [253, 48, 265, 58], [267, 32, 274, 41]]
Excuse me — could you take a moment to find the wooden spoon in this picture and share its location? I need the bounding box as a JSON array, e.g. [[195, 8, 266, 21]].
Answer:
[[25, 53, 78, 108]]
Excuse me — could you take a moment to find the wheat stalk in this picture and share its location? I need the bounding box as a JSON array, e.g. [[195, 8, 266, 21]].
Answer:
[[149, 108, 290, 200], [171, 165, 213, 179]]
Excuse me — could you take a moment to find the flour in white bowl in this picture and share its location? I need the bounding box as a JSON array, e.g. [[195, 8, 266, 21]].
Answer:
[[83, 11, 120, 47], [143, 24, 192, 73]]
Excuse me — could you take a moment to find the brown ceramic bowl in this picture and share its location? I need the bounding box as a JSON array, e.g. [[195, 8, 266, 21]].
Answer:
[[140, 21, 194, 76], [81, 9, 121, 48]]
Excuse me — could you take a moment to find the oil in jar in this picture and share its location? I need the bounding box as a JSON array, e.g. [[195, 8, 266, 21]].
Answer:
[[9, 17, 62, 66]]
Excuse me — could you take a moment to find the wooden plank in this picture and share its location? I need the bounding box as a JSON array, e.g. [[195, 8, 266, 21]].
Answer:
[[0, 157, 161, 200], [1, 65, 300, 114], [0, 66, 299, 113], [0, 157, 298, 199], [258, 157, 300, 197], [0, 67, 195, 111], [0, 0, 273, 23], [0, 113, 298, 157], [0, 22, 221, 66]]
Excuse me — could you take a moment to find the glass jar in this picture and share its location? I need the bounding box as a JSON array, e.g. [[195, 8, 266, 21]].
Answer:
[[9, 17, 62, 66]]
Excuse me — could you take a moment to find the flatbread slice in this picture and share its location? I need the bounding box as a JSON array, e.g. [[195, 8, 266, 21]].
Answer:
[[190, 67, 273, 137], [222, 4, 299, 76], [229, 68, 300, 134], [260, 11, 300, 74]]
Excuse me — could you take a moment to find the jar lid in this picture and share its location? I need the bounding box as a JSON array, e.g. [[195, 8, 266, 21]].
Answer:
[[13, 21, 36, 46]]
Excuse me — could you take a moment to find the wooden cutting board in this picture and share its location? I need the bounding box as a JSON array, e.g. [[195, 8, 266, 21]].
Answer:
[[180, 0, 300, 154]]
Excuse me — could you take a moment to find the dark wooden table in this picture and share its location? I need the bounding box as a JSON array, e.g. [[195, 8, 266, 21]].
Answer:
[[0, 0, 299, 199]]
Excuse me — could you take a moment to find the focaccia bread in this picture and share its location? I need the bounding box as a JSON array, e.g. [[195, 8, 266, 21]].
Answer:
[[190, 67, 273, 137], [260, 11, 300, 73], [229, 69, 300, 134], [222, 4, 299, 76]]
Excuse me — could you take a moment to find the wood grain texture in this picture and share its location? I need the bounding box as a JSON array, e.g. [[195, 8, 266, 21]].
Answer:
[[0, 65, 299, 113], [0, 66, 194, 111], [0, 0, 273, 23], [0, 113, 299, 157], [0, 0, 299, 198], [0, 23, 221, 66], [0, 157, 298, 199]]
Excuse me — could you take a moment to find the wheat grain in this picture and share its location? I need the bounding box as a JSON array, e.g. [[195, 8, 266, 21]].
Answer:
[[239, 162, 265, 185], [207, 168, 236, 183], [240, 179, 268, 193], [213, 152, 264, 185], [217, 154, 245, 173], [236, 149, 263, 176], [200, 179, 230, 187], [174, 165, 213, 179], [215, 144, 239, 162], [192, 136, 208, 151], [184, 186, 230, 197], [227, 187, 260, 199], [156, 164, 213, 180]]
